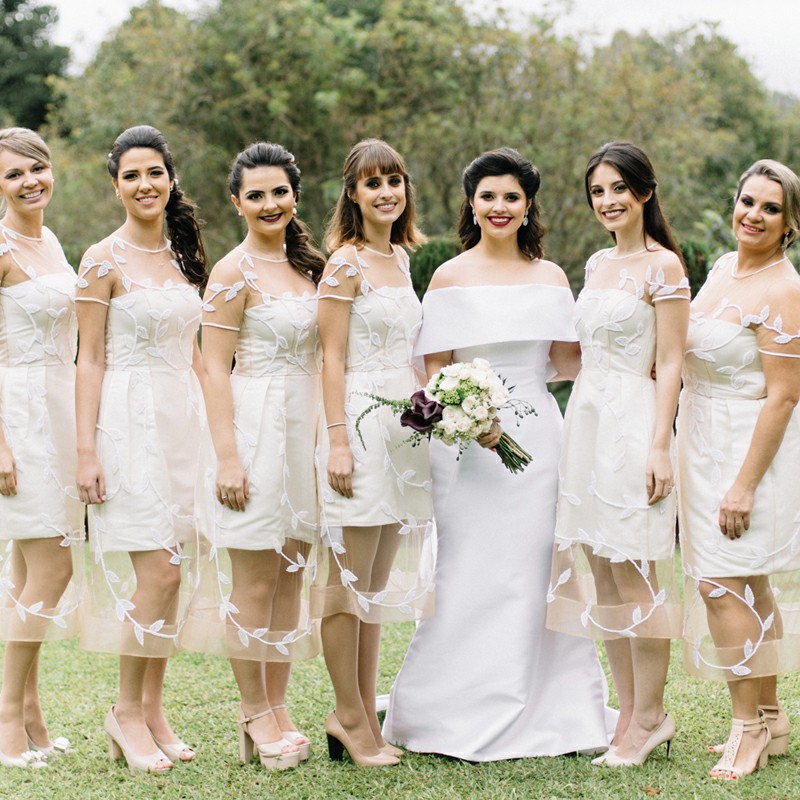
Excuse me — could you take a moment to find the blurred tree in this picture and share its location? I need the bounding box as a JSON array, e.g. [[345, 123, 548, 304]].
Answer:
[[0, 0, 68, 128], [41, 0, 800, 284]]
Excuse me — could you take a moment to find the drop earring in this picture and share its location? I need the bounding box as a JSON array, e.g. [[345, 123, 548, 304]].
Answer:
[[472, 209, 477, 225], [522, 214, 529, 227]]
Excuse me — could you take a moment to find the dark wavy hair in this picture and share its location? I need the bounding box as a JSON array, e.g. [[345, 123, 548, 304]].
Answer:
[[324, 138, 426, 252], [457, 148, 545, 260], [229, 142, 325, 284], [585, 141, 685, 269], [107, 125, 207, 287], [735, 159, 800, 250]]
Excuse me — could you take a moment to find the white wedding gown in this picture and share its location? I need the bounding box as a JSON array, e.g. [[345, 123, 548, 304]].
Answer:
[[383, 285, 614, 760]]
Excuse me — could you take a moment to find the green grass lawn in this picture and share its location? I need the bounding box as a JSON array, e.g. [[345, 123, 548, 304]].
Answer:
[[1, 624, 799, 799]]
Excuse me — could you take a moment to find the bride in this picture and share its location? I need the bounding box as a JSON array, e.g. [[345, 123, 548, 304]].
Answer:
[[383, 148, 614, 760]]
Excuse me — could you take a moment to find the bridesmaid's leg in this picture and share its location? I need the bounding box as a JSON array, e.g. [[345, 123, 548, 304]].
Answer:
[[0, 538, 72, 757], [267, 539, 310, 736], [114, 550, 180, 758], [603, 640, 634, 744], [701, 575, 769, 774], [358, 523, 401, 749], [612, 637, 670, 759], [322, 525, 384, 756], [228, 549, 284, 747], [588, 552, 634, 744]]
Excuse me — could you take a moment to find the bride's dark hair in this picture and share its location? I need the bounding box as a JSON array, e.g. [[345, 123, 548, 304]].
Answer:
[[457, 148, 545, 260]]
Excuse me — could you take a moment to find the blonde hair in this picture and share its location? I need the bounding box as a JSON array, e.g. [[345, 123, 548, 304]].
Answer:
[[0, 127, 51, 165], [0, 127, 51, 215], [324, 139, 425, 252], [736, 159, 800, 249]]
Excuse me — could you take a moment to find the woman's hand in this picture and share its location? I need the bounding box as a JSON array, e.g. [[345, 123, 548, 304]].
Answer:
[[718, 484, 754, 540], [0, 441, 17, 496], [477, 418, 502, 450], [216, 456, 249, 512], [645, 446, 674, 505], [327, 442, 355, 498], [76, 450, 106, 504]]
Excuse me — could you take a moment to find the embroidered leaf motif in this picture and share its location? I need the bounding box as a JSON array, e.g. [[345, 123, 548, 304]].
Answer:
[[238, 628, 250, 648], [340, 569, 358, 587], [707, 586, 727, 599], [134, 624, 145, 646], [744, 584, 755, 607], [730, 664, 752, 677]]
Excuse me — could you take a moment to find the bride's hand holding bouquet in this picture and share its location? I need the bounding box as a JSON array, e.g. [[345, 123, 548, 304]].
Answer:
[[356, 357, 535, 473]]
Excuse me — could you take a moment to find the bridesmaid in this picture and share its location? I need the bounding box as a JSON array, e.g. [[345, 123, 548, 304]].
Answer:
[[546, 142, 689, 766], [183, 142, 324, 769], [75, 125, 207, 772], [678, 159, 800, 780], [0, 128, 83, 768], [313, 139, 434, 766]]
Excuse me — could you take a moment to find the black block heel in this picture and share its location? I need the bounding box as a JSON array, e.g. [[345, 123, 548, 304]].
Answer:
[[327, 733, 344, 761]]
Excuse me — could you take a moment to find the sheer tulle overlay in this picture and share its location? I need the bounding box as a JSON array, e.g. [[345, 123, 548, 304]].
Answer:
[[384, 284, 614, 760], [76, 236, 203, 657], [311, 246, 433, 624], [183, 249, 321, 661], [547, 250, 689, 641], [678, 253, 800, 680], [0, 226, 84, 640]]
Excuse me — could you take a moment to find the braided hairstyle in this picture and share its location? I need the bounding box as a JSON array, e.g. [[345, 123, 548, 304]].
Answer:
[[107, 125, 207, 287], [229, 142, 325, 284]]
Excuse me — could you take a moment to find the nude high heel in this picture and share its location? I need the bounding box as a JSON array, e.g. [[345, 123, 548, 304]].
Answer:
[[325, 712, 399, 767], [104, 707, 172, 773], [710, 712, 770, 781], [237, 706, 301, 770], [708, 704, 789, 756], [271, 703, 310, 761], [601, 714, 675, 767], [147, 726, 196, 762]]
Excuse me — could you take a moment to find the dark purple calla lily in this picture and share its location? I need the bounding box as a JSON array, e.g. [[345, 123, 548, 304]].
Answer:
[[400, 389, 444, 432]]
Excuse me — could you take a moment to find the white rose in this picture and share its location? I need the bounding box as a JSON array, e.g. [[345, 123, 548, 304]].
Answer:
[[455, 414, 471, 433], [441, 364, 460, 377], [471, 358, 491, 371], [442, 405, 461, 422], [438, 375, 460, 392], [490, 389, 509, 407], [472, 405, 489, 421], [462, 395, 477, 413]]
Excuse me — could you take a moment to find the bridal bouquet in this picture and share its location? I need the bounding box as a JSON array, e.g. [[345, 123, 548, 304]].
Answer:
[[355, 358, 535, 473]]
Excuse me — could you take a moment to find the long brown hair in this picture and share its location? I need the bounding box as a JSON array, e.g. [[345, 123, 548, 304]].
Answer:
[[324, 139, 426, 252], [585, 141, 685, 270]]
